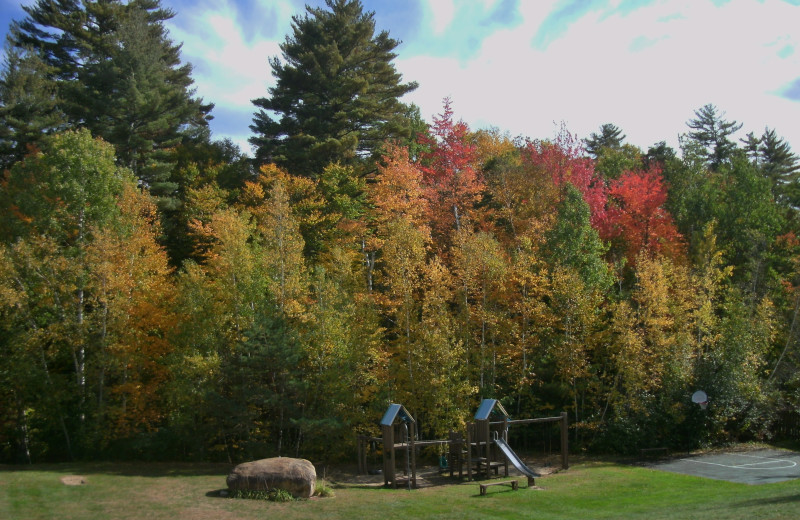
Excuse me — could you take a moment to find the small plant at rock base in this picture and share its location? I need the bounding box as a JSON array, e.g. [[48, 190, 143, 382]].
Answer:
[[269, 488, 295, 502], [228, 489, 271, 501], [228, 488, 296, 502], [314, 481, 335, 498]]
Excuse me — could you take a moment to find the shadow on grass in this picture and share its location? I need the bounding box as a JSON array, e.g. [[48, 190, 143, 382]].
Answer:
[[0, 462, 231, 478], [205, 489, 229, 499], [733, 494, 800, 508]]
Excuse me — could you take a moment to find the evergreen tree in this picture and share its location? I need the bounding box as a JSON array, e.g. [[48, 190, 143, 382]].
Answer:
[[250, 0, 418, 177], [594, 144, 642, 180], [584, 123, 626, 158], [0, 46, 66, 170], [686, 104, 742, 170], [8, 0, 213, 206], [76, 6, 212, 204], [759, 128, 800, 207], [740, 132, 762, 164]]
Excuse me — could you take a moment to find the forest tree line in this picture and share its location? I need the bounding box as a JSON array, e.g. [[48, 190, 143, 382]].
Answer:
[[1, 0, 800, 463]]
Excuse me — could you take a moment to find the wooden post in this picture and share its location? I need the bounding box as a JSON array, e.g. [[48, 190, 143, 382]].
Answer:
[[410, 422, 417, 488], [503, 417, 509, 477], [560, 411, 569, 470], [357, 435, 364, 474], [382, 424, 395, 487], [483, 419, 491, 478], [466, 424, 473, 481]]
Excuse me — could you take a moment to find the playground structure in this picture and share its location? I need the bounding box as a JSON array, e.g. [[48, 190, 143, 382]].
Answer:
[[467, 399, 510, 481], [379, 403, 417, 489], [357, 399, 569, 489]]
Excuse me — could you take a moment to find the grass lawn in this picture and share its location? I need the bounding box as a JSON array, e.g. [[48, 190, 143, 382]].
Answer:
[[2, 459, 799, 520]]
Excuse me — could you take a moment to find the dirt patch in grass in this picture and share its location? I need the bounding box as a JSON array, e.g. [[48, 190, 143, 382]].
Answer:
[[60, 475, 88, 486]]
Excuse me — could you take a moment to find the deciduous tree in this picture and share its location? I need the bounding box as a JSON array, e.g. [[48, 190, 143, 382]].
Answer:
[[604, 166, 683, 265], [418, 98, 484, 240]]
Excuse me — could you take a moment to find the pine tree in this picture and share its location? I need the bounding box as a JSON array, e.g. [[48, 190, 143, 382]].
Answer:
[[75, 6, 212, 204], [8, 0, 212, 206], [584, 123, 626, 158], [759, 128, 800, 206], [250, 0, 417, 177], [686, 104, 742, 170], [0, 46, 66, 169], [740, 132, 762, 164]]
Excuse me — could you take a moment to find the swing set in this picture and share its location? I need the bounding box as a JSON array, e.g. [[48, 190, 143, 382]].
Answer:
[[357, 399, 569, 489]]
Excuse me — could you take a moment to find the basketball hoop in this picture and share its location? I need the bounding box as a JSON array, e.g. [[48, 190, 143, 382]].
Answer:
[[692, 390, 708, 410]]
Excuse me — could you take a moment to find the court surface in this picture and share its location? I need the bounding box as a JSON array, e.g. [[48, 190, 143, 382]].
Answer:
[[648, 449, 800, 485]]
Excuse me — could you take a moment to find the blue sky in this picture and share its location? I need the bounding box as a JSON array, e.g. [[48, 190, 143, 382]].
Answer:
[[2, 0, 799, 156]]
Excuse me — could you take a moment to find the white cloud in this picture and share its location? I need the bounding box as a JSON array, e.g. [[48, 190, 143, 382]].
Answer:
[[165, 0, 299, 152], [399, 0, 800, 151], [426, 0, 456, 35], [168, 6, 284, 109], [151, 0, 800, 155]]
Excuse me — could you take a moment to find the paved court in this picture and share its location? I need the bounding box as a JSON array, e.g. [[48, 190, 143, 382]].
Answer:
[[649, 449, 800, 485]]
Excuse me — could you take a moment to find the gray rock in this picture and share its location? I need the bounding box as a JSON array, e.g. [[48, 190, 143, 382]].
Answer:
[[227, 457, 316, 498]]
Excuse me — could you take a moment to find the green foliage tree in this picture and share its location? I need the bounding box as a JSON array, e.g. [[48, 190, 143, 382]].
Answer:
[[0, 129, 130, 244], [544, 183, 613, 292], [250, 0, 417, 176], [697, 292, 776, 443], [594, 143, 643, 180], [0, 130, 174, 459], [714, 155, 784, 294], [644, 141, 678, 170], [301, 255, 385, 458]]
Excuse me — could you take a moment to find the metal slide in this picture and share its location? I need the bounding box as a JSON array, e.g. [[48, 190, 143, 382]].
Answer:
[[495, 437, 540, 479]]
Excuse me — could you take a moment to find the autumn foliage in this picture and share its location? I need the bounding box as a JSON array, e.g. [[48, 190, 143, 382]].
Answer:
[[0, 101, 793, 464], [418, 98, 484, 238], [604, 166, 684, 263]]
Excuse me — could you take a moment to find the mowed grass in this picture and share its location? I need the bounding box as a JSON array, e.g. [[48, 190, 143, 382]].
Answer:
[[2, 459, 799, 520]]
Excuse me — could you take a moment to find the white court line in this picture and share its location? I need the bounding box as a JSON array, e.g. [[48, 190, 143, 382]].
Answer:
[[680, 454, 798, 470]]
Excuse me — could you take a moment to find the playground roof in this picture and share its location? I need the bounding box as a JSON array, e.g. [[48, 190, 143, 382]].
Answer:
[[474, 399, 509, 421], [380, 403, 415, 426]]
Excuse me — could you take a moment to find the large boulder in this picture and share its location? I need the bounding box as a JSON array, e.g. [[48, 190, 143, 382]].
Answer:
[[226, 457, 316, 498]]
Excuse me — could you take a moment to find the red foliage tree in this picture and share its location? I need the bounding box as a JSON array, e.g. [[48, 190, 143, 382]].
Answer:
[[605, 166, 683, 263], [417, 98, 484, 239], [522, 124, 608, 232]]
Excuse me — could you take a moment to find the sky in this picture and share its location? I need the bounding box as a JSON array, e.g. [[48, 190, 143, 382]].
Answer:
[[1, 0, 799, 156]]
